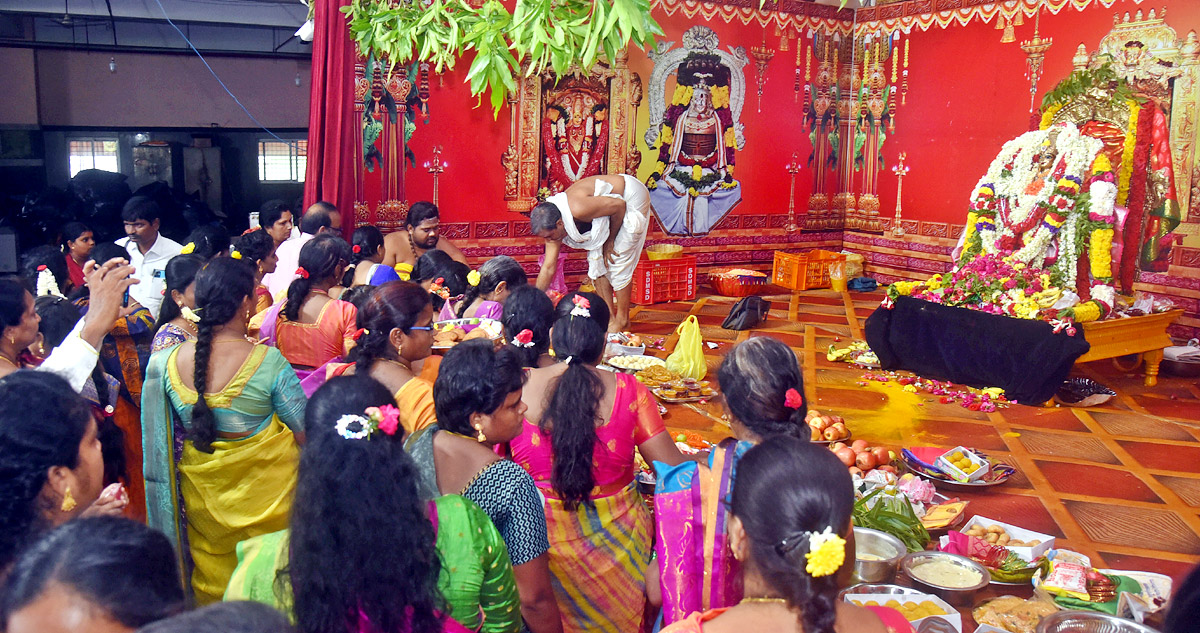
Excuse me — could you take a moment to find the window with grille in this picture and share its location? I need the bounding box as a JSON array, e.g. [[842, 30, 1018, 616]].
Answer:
[[258, 140, 307, 182], [68, 138, 119, 177]]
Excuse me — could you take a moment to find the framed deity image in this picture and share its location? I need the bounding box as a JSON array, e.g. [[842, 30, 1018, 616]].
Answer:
[[502, 51, 642, 213]]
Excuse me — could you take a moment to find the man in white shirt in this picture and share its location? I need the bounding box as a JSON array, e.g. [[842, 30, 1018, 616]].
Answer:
[[117, 196, 183, 319], [265, 201, 342, 299]]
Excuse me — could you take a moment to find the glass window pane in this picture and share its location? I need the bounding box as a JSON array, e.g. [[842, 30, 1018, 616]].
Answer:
[[69, 137, 118, 177]]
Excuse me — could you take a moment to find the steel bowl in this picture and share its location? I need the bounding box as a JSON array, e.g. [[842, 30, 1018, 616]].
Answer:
[[837, 583, 926, 602], [900, 551, 990, 606], [853, 527, 907, 583], [1036, 610, 1159, 633], [1163, 358, 1200, 377]]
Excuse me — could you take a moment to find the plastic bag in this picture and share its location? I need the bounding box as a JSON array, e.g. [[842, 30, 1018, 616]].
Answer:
[[665, 315, 707, 379]]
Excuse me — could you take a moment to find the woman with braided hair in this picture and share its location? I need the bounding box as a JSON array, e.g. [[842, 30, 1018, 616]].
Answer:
[[652, 336, 808, 625], [142, 256, 306, 604], [660, 437, 910, 633], [511, 291, 684, 633], [259, 234, 358, 395]]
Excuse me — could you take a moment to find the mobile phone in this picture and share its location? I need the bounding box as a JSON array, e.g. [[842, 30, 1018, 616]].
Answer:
[[123, 288, 130, 307]]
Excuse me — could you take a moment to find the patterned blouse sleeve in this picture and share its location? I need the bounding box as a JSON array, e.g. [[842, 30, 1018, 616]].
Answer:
[[466, 499, 522, 633], [151, 328, 187, 354], [631, 377, 668, 444], [267, 348, 307, 431], [471, 460, 549, 566]]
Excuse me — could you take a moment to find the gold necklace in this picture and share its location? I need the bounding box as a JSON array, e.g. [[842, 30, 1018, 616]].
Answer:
[[379, 357, 412, 372], [0, 351, 18, 367], [740, 597, 788, 605]]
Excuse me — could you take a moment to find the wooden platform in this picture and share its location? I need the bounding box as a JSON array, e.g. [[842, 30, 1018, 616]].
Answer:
[[1078, 309, 1183, 387]]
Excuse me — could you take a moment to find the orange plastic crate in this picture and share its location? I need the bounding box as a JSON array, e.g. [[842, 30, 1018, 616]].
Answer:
[[771, 250, 845, 291], [630, 255, 697, 305]]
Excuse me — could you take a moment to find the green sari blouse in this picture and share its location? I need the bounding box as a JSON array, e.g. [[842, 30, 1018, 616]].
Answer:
[[224, 495, 521, 633]]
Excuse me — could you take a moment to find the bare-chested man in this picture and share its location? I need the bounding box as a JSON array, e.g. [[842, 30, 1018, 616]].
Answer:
[[530, 174, 652, 333], [382, 201, 468, 270]]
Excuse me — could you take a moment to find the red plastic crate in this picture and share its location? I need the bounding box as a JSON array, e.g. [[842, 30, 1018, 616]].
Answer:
[[630, 255, 697, 305]]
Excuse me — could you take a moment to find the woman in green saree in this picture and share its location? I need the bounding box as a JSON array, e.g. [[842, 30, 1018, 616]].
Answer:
[[224, 375, 522, 633]]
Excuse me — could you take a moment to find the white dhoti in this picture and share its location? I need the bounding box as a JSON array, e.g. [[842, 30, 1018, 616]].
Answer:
[[546, 174, 651, 291]]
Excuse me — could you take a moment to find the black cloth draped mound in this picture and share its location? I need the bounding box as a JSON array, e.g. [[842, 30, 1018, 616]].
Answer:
[[864, 296, 1091, 405]]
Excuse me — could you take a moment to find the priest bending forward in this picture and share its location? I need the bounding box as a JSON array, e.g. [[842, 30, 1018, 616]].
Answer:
[[531, 174, 652, 332]]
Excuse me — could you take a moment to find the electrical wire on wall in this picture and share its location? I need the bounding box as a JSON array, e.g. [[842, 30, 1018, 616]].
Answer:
[[151, 0, 289, 141]]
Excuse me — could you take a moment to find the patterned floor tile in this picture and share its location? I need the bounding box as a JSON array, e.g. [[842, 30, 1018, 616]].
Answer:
[[1090, 411, 1197, 442], [1000, 407, 1089, 432], [1018, 429, 1121, 465], [909, 419, 1008, 453], [1154, 475, 1200, 507], [1034, 460, 1163, 504], [1063, 500, 1200, 555], [1118, 441, 1200, 474]]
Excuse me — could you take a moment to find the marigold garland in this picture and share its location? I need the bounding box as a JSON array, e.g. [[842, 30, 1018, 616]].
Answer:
[[659, 126, 674, 146], [1117, 99, 1141, 207], [1089, 228, 1114, 279]]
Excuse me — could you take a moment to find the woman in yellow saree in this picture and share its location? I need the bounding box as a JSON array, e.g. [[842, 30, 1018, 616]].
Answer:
[[142, 256, 306, 604]]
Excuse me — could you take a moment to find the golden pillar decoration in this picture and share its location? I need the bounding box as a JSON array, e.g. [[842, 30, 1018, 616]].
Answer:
[[1021, 10, 1053, 114], [891, 152, 910, 237], [785, 152, 802, 233], [751, 36, 776, 114]]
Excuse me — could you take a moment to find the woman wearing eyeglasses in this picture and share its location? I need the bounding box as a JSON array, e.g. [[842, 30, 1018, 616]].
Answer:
[[338, 281, 438, 435]]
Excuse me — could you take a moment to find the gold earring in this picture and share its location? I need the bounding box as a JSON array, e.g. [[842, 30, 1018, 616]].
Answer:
[[61, 486, 77, 512], [475, 425, 487, 443], [396, 344, 403, 357]]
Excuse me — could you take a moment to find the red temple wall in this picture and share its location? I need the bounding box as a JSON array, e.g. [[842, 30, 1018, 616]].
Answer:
[[350, 0, 1200, 336]]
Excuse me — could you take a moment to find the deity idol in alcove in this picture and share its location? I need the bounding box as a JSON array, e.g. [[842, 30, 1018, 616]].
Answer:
[[645, 26, 749, 236], [541, 82, 609, 194]]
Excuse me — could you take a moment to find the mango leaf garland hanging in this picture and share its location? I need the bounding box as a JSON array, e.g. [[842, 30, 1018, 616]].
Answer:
[[343, 0, 663, 115]]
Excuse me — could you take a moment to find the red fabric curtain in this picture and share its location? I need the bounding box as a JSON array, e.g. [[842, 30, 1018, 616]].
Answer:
[[304, 0, 361, 235]]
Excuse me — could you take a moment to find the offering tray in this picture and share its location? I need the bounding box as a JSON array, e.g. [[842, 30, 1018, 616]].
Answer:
[[431, 318, 501, 349], [652, 388, 709, 404], [902, 448, 1015, 490]]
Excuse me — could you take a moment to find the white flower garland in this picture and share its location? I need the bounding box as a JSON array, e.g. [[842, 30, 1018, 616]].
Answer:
[[36, 267, 64, 299], [973, 123, 1103, 271], [334, 414, 371, 440]]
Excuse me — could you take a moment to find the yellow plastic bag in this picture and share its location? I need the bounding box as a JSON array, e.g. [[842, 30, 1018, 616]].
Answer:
[[665, 315, 707, 380]]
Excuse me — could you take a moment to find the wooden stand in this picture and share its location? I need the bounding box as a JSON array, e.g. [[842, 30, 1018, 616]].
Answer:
[[1076, 309, 1183, 386]]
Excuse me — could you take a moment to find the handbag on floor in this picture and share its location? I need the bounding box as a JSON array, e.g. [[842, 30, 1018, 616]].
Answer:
[[721, 296, 770, 331]]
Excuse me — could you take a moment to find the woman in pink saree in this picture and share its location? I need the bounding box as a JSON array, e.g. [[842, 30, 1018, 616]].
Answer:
[[652, 337, 810, 626], [659, 437, 914, 633]]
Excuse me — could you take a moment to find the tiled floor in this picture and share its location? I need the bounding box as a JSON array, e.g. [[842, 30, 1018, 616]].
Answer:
[[630, 288, 1200, 587]]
